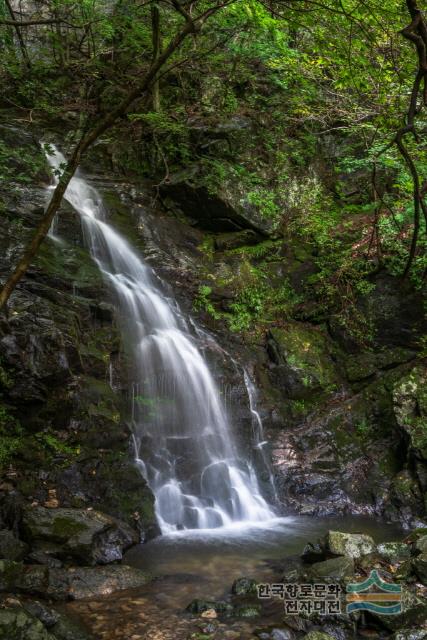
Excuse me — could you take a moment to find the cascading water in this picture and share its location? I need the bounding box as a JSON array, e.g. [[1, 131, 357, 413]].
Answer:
[[45, 145, 275, 532]]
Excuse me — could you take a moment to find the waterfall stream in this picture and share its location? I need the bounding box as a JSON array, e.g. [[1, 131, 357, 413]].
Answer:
[[45, 145, 275, 532]]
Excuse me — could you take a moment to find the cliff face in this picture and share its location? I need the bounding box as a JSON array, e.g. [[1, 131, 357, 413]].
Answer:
[[0, 125, 158, 540]]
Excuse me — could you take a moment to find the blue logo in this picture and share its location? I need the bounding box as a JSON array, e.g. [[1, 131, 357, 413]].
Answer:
[[346, 570, 402, 615]]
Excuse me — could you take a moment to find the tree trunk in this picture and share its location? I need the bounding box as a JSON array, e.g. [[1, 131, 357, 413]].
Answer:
[[4, 0, 31, 68], [151, 4, 161, 112]]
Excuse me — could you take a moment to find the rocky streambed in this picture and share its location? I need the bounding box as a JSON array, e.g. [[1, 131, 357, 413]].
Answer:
[[0, 513, 426, 639]]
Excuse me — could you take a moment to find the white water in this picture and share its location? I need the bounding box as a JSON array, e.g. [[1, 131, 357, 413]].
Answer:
[[45, 145, 275, 532]]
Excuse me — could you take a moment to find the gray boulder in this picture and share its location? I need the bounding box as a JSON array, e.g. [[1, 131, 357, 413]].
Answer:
[[308, 556, 354, 580], [325, 531, 376, 558], [22, 507, 138, 565], [377, 541, 411, 563]]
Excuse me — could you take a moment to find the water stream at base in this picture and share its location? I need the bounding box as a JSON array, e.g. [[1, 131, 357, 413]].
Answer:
[[44, 145, 275, 532]]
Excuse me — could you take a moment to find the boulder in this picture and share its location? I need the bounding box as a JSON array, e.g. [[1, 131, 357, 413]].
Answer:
[[324, 531, 376, 559], [412, 551, 427, 584], [393, 365, 427, 460], [303, 633, 336, 640], [49, 565, 152, 600], [0, 530, 29, 561], [392, 631, 427, 640], [307, 556, 354, 580], [414, 534, 427, 554], [22, 506, 139, 565], [0, 560, 152, 600], [377, 541, 411, 563], [0, 606, 54, 640]]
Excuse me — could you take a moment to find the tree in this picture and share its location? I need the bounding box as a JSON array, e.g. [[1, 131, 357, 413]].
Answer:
[[0, 0, 233, 311]]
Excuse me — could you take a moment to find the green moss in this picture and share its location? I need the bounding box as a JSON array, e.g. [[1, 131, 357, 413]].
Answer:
[[51, 516, 87, 539], [269, 324, 338, 391], [0, 405, 24, 470]]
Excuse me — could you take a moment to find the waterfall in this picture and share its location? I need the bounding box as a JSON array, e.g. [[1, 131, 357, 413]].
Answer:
[[44, 145, 275, 532]]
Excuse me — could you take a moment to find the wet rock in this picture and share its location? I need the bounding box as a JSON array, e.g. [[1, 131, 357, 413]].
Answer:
[[270, 630, 296, 640], [22, 506, 139, 565], [388, 471, 425, 528], [23, 601, 60, 628], [301, 542, 325, 564], [266, 324, 340, 401], [303, 633, 336, 640], [324, 531, 376, 559], [186, 599, 234, 616], [0, 560, 152, 600], [414, 535, 427, 554], [368, 589, 427, 631], [48, 565, 152, 600], [27, 551, 62, 569], [393, 364, 427, 462], [0, 530, 28, 561], [377, 541, 411, 563], [392, 631, 427, 640], [412, 551, 427, 584], [307, 556, 354, 580], [0, 606, 53, 640], [394, 560, 415, 582], [231, 577, 258, 595]]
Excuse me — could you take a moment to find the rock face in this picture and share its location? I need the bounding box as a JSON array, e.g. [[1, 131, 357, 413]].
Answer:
[[0, 126, 158, 542], [160, 164, 277, 235], [22, 507, 139, 565]]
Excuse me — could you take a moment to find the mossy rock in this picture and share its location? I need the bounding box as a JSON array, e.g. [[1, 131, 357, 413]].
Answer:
[[266, 323, 341, 400], [0, 607, 54, 640], [21, 506, 138, 565], [393, 364, 427, 460], [377, 541, 411, 563], [307, 556, 354, 580], [325, 530, 376, 559]]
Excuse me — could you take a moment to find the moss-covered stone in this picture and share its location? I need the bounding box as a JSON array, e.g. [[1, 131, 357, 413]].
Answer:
[[266, 323, 340, 401], [307, 556, 354, 580], [22, 506, 138, 565], [0, 607, 54, 640], [393, 365, 427, 460], [377, 541, 411, 563], [325, 531, 376, 558]]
